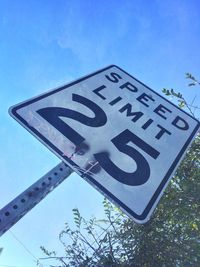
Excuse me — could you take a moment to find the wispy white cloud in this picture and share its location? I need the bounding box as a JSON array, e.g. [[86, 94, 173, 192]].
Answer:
[[55, 1, 153, 66]]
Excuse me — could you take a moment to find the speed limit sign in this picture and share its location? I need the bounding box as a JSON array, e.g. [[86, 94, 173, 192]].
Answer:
[[10, 65, 200, 223]]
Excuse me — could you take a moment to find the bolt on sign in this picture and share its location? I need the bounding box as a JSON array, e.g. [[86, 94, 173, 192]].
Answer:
[[10, 65, 200, 223]]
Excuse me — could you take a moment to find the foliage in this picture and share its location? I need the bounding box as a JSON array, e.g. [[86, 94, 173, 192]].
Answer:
[[162, 73, 200, 116], [185, 73, 200, 87], [40, 75, 200, 267]]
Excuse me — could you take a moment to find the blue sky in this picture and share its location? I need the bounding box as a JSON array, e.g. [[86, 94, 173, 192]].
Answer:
[[0, 0, 200, 266]]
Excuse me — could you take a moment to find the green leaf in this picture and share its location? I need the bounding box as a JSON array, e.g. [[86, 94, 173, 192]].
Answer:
[[188, 82, 196, 86], [165, 89, 171, 95], [186, 72, 195, 80], [72, 208, 82, 228], [178, 100, 185, 108]]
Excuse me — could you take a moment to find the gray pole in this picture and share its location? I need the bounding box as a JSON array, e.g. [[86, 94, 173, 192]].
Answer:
[[0, 162, 73, 237]]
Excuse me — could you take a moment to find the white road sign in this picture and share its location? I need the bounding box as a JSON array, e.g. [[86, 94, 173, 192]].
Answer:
[[10, 65, 200, 223]]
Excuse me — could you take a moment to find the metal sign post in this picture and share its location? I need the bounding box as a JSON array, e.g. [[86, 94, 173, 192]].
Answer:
[[0, 162, 72, 237]]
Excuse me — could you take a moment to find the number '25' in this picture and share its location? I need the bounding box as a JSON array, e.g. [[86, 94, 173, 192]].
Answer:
[[37, 93, 160, 186]]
